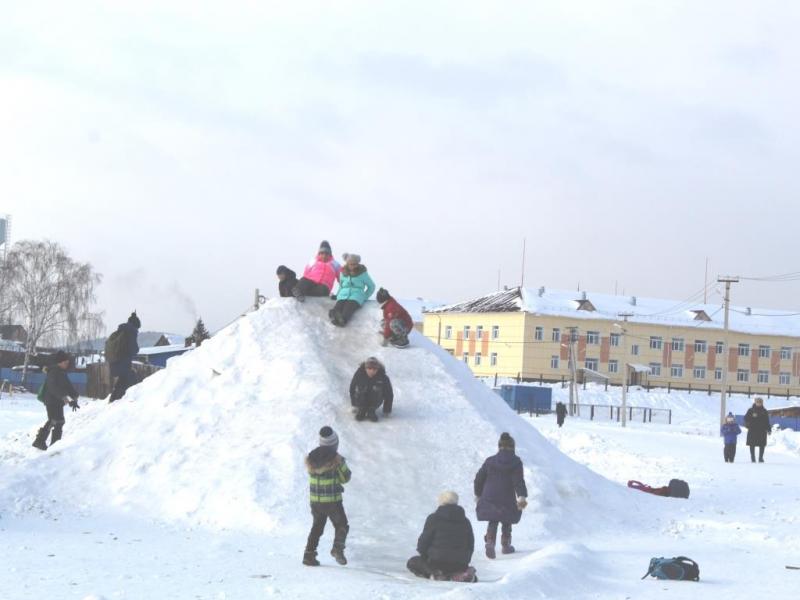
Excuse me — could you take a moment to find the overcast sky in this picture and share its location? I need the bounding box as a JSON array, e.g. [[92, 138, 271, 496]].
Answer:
[[2, 1, 799, 335]]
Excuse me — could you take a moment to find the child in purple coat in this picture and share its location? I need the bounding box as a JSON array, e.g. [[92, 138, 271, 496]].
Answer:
[[720, 412, 742, 463]]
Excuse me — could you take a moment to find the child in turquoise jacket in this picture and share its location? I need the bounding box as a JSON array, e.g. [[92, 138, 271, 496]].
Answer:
[[329, 253, 375, 326]]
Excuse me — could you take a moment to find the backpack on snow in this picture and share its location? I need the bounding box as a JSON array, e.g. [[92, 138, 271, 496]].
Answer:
[[642, 556, 700, 581], [104, 328, 129, 363], [667, 479, 690, 499]]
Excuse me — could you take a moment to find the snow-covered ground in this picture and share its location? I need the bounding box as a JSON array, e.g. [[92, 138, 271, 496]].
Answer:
[[1, 299, 799, 600]]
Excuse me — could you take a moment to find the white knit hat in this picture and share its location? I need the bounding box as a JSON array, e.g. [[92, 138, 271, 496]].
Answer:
[[437, 490, 459, 506]]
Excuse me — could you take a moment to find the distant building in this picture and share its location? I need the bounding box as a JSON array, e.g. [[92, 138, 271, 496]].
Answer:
[[136, 344, 194, 369], [424, 286, 800, 395], [0, 325, 27, 344]]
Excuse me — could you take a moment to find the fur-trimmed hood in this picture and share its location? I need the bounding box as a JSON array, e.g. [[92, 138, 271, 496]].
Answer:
[[340, 263, 367, 277], [305, 447, 343, 474]]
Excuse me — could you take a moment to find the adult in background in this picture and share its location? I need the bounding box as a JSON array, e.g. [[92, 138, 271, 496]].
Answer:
[[555, 401, 567, 428], [406, 491, 477, 583], [303, 426, 351, 567], [349, 356, 394, 421], [376, 288, 414, 348], [292, 240, 341, 302], [329, 253, 375, 327], [474, 432, 528, 558], [744, 397, 771, 463], [276, 265, 298, 298], [31, 351, 80, 450], [107, 311, 141, 402]]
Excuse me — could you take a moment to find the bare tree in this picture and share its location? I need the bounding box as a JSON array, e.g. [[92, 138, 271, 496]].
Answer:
[[4, 240, 102, 381]]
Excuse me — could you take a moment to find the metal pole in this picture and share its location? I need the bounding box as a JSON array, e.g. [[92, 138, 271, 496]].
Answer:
[[616, 313, 633, 428], [718, 276, 739, 425]]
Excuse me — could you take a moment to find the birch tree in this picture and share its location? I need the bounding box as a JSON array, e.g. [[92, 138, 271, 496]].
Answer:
[[3, 240, 102, 381]]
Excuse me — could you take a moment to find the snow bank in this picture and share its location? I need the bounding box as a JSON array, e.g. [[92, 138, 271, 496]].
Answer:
[[1, 299, 635, 543]]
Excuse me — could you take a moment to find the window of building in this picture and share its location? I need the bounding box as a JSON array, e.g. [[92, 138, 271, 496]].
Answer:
[[672, 338, 685, 352], [534, 326, 543, 341], [737, 369, 749, 382], [671, 364, 683, 378], [552, 328, 561, 342], [649, 362, 661, 376], [476, 325, 484, 340], [585, 358, 599, 371], [693, 366, 706, 379], [444, 325, 452, 340], [463, 326, 471, 340], [716, 341, 724, 354], [462, 352, 469, 363], [610, 333, 620, 347], [757, 370, 769, 384], [650, 336, 663, 350], [490, 352, 498, 367], [491, 325, 499, 340], [781, 347, 792, 360], [550, 355, 559, 369], [738, 343, 750, 357], [758, 345, 770, 358], [608, 359, 619, 374], [694, 340, 707, 353], [631, 344, 639, 356], [780, 372, 790, 385], [474, 352, 482, 366], [715, 368, 723, 380], [587, 331, 600, 345]]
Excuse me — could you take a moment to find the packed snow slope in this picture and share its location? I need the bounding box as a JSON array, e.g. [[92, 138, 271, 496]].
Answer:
[[2, 299, 633, 532]]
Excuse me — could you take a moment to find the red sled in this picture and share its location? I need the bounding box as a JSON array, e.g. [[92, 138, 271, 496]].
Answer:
[[627, 480, 670, 497]]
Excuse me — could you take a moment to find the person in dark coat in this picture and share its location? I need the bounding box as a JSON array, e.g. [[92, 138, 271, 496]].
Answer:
[[744, 397, 771, 463], [303, 426, 352, 567], [555, 401, 567, 427], [349, 356, 393, 421], [406, 491, 476, 582], [108, 312, 141, 403], [376, 288, 414, 348], [276, 265, 298, 298], [720, 412, 742, 463], [474, 432, 528, 558], [32, 351, 80, 450]]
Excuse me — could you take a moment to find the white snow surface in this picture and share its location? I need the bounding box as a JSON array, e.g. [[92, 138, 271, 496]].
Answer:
[[2, 299, 799, 599]]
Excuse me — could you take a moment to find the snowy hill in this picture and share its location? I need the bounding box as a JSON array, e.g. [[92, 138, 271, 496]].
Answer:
[[0, 298, 645, 596]]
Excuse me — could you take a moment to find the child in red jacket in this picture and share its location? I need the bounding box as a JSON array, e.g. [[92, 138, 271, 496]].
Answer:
[[376, 288, 414, 348]]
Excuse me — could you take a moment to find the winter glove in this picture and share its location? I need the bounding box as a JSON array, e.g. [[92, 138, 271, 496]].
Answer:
[[330, 293, 338, 300], [69, 400, 80, 411], [517, 497, 528, 510]]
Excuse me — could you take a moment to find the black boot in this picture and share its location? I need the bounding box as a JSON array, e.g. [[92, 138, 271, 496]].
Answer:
[[49, 424, 63, 446], [367, 410, 379, 423], [331, 547, 347, 565], [302, 551, 319, 566], [501, 532, 515, 554], [32, 427, 49, 451], [484, 533, 496, 559], [355, 409, 366, 422]]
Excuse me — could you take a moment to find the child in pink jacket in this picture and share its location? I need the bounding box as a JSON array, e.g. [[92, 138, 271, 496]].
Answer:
[[292, 240, 342, 302]]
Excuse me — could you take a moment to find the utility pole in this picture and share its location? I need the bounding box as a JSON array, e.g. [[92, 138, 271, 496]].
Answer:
[[567, 327, 579, 415], [718, 276, 739, 424], [617, 312, 634, 428]]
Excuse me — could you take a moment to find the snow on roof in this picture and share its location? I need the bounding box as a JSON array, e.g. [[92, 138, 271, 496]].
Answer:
[[428, 286, 800, 338], [137, 344, 192, 356]]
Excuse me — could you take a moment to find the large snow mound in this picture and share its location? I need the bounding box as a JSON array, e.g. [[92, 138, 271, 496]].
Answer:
[[1, 299, 636, 541]]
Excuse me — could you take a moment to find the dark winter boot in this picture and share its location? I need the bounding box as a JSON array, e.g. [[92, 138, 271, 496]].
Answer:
[[293, 286, 306, 303], [501, 533, 515, 554], [49, 424, 63, 446], [355, 409, 366, 422], [331, 547, 347, 565], [367, 410, 379, 423], [484, 533, 496, 559], [32, 427, 49, 451], [302, 551, 319, 566]]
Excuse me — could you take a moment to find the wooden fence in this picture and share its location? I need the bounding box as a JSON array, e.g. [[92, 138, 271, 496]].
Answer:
[[86, 363, 163, 399]]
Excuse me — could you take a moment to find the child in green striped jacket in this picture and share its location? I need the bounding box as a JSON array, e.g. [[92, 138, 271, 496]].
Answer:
[[303, 426, 352, 567]]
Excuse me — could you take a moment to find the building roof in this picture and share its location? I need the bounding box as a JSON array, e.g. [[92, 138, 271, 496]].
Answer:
[[397, 297, 448, 322], [426, 286, 800, 338], [137, 344, 193, 356]]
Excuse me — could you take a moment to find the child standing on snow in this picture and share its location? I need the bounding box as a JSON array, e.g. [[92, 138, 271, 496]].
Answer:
[[303, 426, 351, 567], [376, 288, 414, 348], [721, 412, 742, 463]]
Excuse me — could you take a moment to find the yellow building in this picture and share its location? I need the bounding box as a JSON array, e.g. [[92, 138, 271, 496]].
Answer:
[[423, 287, 800, 396]]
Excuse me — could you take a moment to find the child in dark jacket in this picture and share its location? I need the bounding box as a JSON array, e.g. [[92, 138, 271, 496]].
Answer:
[[721, 412, 742, 463], [276, 265, 298, 297], [303, 426, 352, 567], [32, 351, 80, 450]]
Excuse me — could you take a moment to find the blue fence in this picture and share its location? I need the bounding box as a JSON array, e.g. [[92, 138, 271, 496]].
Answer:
[[734, 414, 800, 433], [0, 368, 88, 396]]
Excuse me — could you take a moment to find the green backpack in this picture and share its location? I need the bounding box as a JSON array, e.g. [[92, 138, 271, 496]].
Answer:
[[37, 382, 46, 403], [105, 328, 129, 363]]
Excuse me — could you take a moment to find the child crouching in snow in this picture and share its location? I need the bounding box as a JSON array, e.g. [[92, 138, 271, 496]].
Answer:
[[303, 426, 351, 567], [721, 412, 742, 463]]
